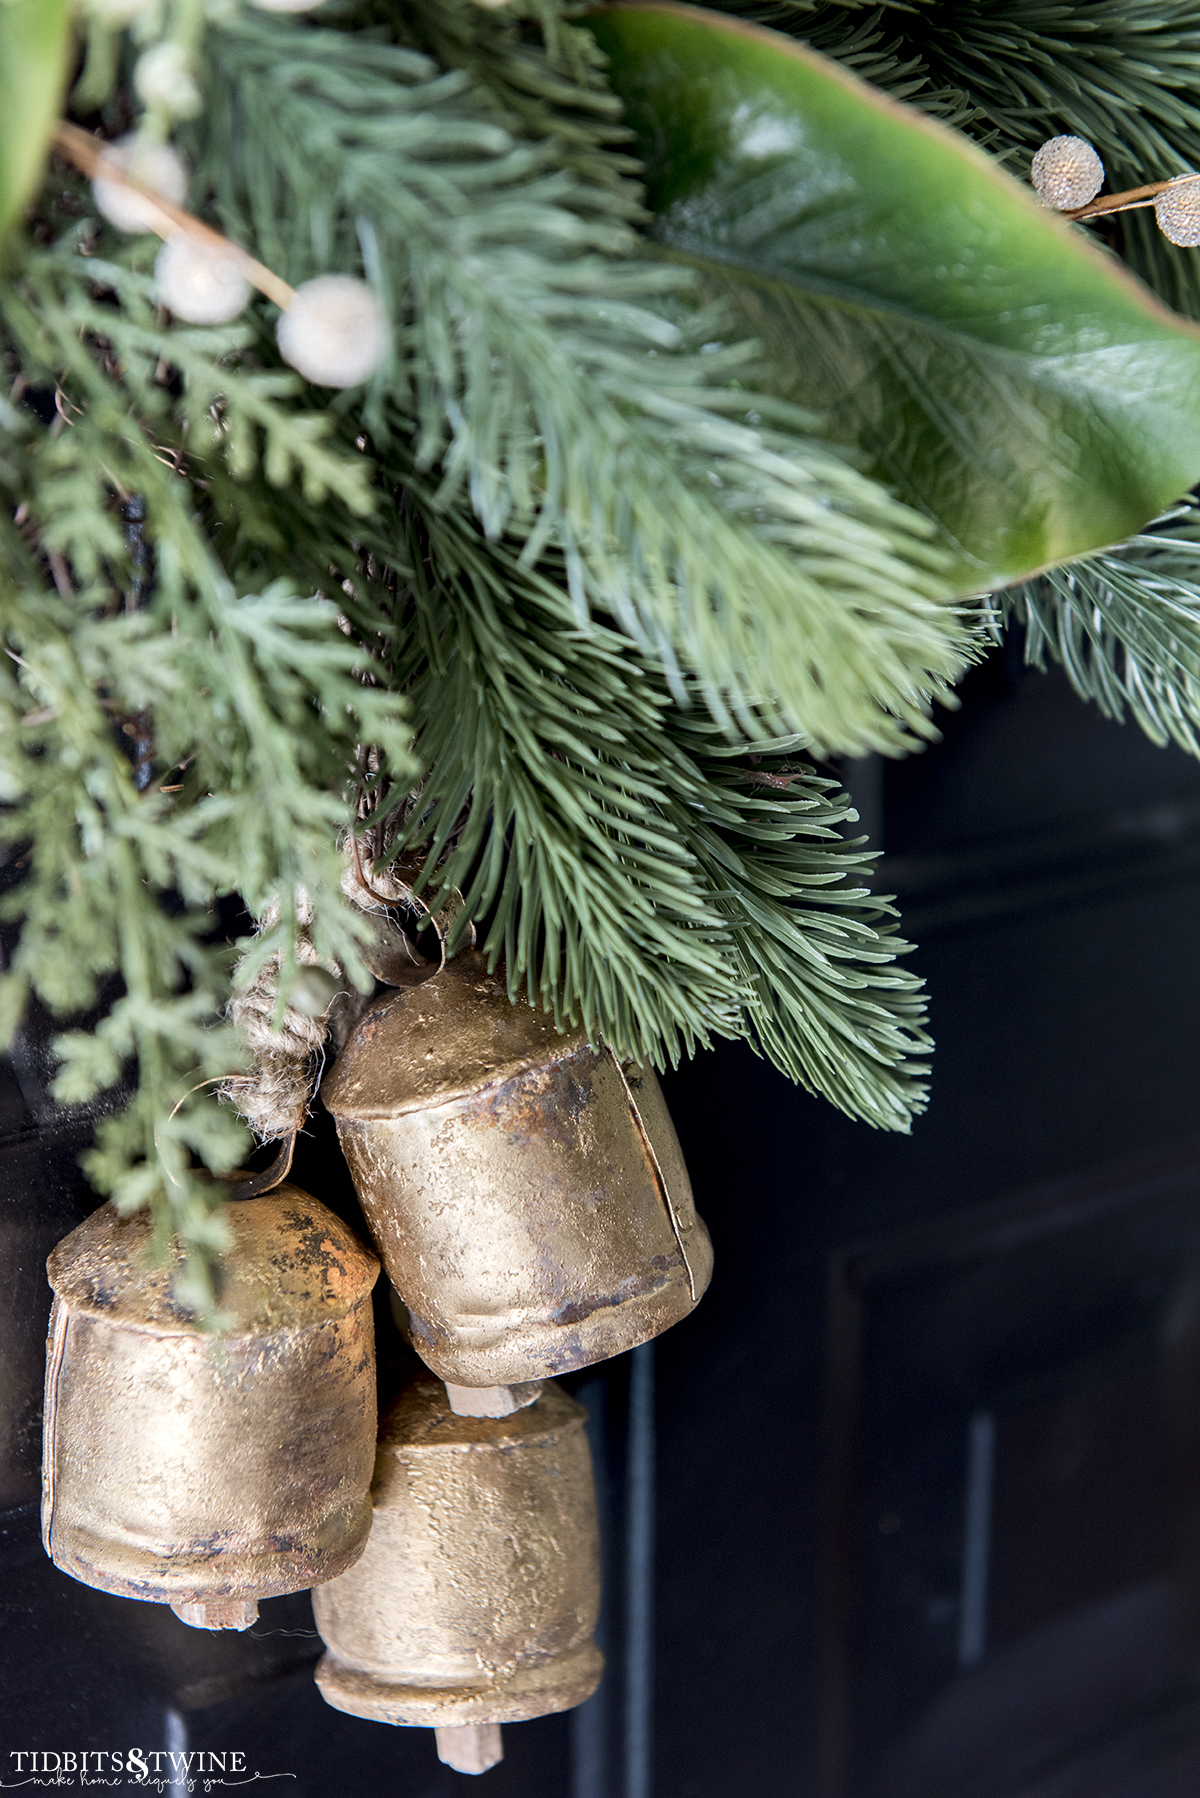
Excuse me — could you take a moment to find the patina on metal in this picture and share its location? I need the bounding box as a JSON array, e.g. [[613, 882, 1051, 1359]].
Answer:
[[320, 950, 713, 1386], [313, 1375, 603, 1727], [42, 1184, 379, 1631]]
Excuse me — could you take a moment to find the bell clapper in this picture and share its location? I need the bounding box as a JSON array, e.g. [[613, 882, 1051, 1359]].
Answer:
[[171, 1597, 259, 1631], [435, 1724, 504, 1775], [443, 1381, 543, 1418]]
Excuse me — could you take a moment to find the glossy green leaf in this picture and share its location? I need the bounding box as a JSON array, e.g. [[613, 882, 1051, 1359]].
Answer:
[[587, 2, 1200, 592], [0, 0, 70, 255]]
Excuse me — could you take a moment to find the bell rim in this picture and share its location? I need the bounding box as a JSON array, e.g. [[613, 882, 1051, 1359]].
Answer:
[[44, 1493, 374, 1607], [375, 1374, 588, 1456], [313, 1640, 605, 1727], [399, 1210, 714, 1387]]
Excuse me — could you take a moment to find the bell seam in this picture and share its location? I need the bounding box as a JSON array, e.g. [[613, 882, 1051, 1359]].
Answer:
[[606, 1048, 696, 1303], [40, 1296, 70, 1556]]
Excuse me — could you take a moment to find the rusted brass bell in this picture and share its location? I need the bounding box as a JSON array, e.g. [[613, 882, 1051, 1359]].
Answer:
[[320, 950, 712, 1386], [313, 1374, 602, 1764], [42, 1184, 379, 1631]]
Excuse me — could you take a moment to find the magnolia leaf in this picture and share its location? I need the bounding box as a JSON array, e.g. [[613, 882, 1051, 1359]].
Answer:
[[0, 0, 70, 255], [587, 3, 1200, 592]]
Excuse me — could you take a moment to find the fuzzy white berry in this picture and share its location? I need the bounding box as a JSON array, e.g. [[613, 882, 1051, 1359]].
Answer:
[[1030, 136, 1104, 210], [155, 235, 251, 325], [92, 134, 188, 236], [1155, 175, 1200, 247], [134, 43, 202, 120], [248, 0, 319, 10], [276, 276, 389, 388]]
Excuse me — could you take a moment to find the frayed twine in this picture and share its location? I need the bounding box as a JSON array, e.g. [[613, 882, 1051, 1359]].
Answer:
[[223, 888, 340, 1142], [222, 844, 465, 1143]]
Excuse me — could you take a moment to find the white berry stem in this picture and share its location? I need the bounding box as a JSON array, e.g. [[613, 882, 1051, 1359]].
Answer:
[[1063, 174, 1200, 223], [53, 121, 295, 311]]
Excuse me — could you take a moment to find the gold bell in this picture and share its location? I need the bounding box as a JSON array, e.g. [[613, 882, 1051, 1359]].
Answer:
[[313, 1374, 602, 1763], [320, 950, 712, 1385], [42, 1184, 379, 1631]]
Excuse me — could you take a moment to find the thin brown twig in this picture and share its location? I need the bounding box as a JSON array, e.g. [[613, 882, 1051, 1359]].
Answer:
[[46, 551, 74, 599], [1064, 174, 1200, 222], [347, 824, 393, 906], [745, 768, 797, 789], [51, 120, 295, 311]]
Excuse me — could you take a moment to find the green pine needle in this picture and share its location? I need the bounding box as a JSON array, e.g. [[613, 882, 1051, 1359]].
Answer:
[[198, 2, 973, 757], [1002, 498, 1200, 755], [381, 487, 930, 1128]]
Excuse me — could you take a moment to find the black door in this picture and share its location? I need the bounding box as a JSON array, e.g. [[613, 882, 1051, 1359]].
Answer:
[[8, 639, 1200, 1798]]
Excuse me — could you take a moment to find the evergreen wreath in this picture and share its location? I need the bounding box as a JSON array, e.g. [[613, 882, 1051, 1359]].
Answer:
[[5, 0, 1200, 1302]]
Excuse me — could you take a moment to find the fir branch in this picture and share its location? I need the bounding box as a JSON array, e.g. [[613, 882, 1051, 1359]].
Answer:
[[1002, 498, 1200, 755], [670, 719, 930, 1128], [195, 2, 974, 756], [383, 487, 930, 1128]]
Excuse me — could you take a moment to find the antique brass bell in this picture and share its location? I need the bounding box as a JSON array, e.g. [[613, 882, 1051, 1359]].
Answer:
[[313, 1374, 602, 1762], [42, 1184, 379, 1630], [321, 950, 712, 1386]]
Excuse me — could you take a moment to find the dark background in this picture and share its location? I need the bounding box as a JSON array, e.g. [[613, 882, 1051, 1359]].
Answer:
[[7, 637, 1200, 1797]]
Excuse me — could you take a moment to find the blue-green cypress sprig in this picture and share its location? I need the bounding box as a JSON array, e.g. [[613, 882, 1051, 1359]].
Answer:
[[0, 240, 415, 1307]]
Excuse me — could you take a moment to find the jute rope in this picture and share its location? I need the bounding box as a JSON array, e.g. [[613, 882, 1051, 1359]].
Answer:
[[224, 890, 337, 1142], [223, 844, 455, 1142]]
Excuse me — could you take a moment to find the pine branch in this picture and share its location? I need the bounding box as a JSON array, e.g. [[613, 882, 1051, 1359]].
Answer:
[[713, 0, 983, 131], [194, 2, 974, 756], [671, 719, 930, 1129], [379, 484, 930, 1128], [1002, 498, 1200, 755], [386, 494, 749, 1063]]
